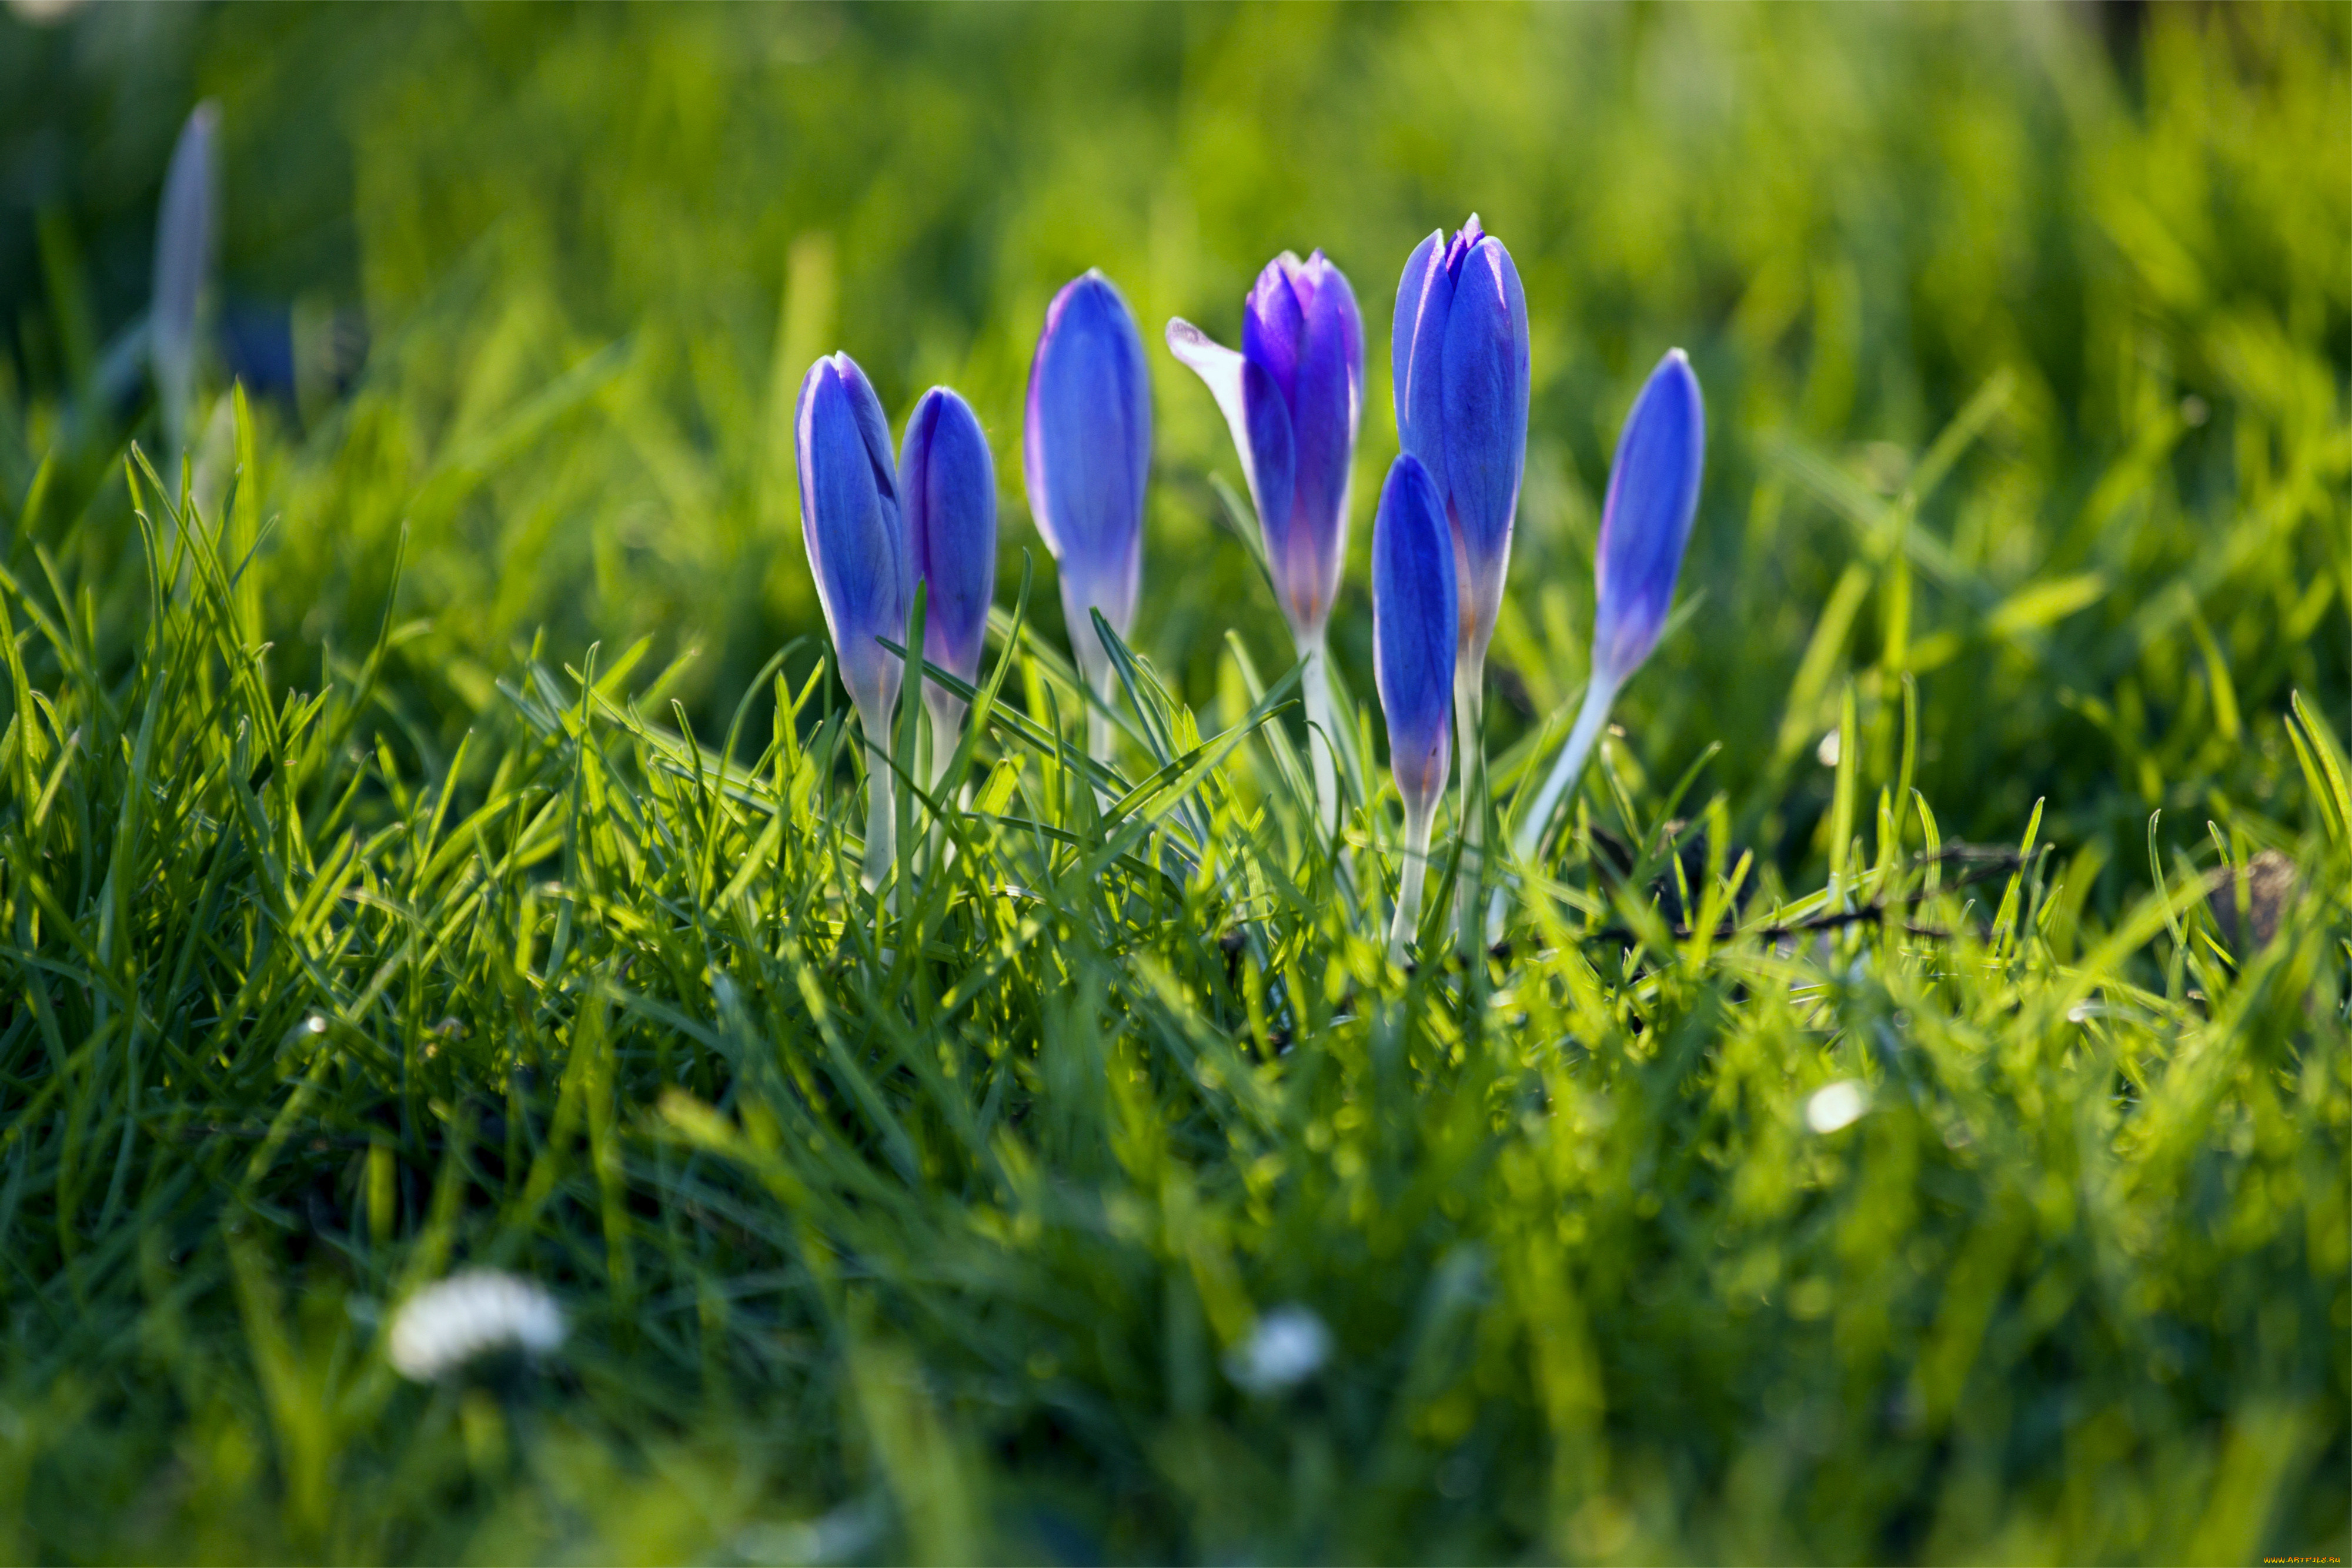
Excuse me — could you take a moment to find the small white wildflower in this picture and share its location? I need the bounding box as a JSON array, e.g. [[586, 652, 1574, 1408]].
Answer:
[[1815, 728, 1841, 768], [386, 1269, 566, 1380], [734, 1497, 887, 1566], [1805, 1080, 1870, 1135], [1223, 1305, 1331, 1395]]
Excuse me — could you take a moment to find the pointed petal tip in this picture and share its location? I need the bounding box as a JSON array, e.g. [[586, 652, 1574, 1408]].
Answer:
[[1655, 347, 1703, 407]]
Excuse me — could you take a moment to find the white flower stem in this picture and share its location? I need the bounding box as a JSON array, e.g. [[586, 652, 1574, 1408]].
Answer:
[[862, 755, 896, 897], [1387, 796, 1436, 965], [850, 681, 901, 912], [1087, 704, 1113, 770], [1298, 631, 1339, 834], [1452, 661, 1487, 957], [924, 690, 966, 797], [923, 690, 965, 870], [1070, 633, 1117, 771]]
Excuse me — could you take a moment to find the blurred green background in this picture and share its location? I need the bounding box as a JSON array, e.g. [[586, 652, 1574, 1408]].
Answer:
[[0, 6, 2348, 1560], [4, 0, 2344, 893]]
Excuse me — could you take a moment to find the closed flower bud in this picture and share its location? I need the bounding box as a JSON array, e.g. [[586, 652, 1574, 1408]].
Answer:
[[1373, 454, 1458, 962], [1374, 455, 1458, 818], [1166, 249, 1362, 642], [1591, 349, 1705, 686], [797, 352, 908, 727], [1391, 215, 1529, 667], [1507, 349, 1706, 897], [900, 386, 997, 771], [1024, 270, 1152, 720]]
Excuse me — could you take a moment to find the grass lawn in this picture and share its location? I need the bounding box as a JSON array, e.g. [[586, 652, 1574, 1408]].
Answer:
[[1, 4, 2347, 1561]]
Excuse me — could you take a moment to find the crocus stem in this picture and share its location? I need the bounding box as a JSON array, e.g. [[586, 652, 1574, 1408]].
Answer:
[[1452, 661, 1486, 957], [1069, 633, 1118, 775], [1387, 797, 1436, 965], [1298, 631, 1339, 834], [923, 691, 966, 870], [862, 749, 897, 898], [924, 690, 967, 797], [1488, 673, 1619, 943], [1080, 658, 1120, 813], [1514, 674, 1619, 868]]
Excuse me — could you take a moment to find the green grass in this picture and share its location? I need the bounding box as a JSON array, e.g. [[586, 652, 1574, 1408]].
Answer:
[[1, 3, 2348, 1561]]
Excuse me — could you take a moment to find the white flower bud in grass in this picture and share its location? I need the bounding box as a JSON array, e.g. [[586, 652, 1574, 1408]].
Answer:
[[386, 1269, 566, 1381], [1805, 1080, 1870, 1135], [1222, 1304, 1332, 1395]]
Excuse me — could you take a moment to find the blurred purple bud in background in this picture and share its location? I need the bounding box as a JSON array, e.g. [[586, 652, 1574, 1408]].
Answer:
[[900, 385, 997, 781], [1024, 269, 1151, 738], [152, 100, 219, 456]]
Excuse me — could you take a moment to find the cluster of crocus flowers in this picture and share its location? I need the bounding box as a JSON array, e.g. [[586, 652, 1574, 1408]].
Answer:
[[1168, 250, 1364, 830], [1392, 217, 1531, 950], [796, 220, 1703, 965]]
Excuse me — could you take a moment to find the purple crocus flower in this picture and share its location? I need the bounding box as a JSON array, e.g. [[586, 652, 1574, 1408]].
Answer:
[[1591, 349, 1705, 687], [1392, 214, 1529, 670], [1166, 251, 1364, 643], [900, 385, 997, 785], [152, 101, 220, 456], [1167, 250, 1364, 828], [1024, 269, 1151, 757], [1509, 349, 1706, 887], [1371, 453, 1458, 962], [798, 351, 909, 888]]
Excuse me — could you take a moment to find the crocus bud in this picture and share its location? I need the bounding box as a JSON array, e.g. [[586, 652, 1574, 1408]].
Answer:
[[797, 352, 908, 727], [900, 386, 996, 770], [1374, 454, 1458, 962], [1024, 270, 1152, 706], [1505, 349, 1706, 898], [1166, 250, 1363, 641], [1391, 215, 1529, 667], [152, 101, 220, 455], [1374, 454, 1458, 817], [1591, 349, 1705, 687]]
